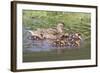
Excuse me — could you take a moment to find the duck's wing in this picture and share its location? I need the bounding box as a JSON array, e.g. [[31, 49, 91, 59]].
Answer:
[[46, 28, 58, 35]]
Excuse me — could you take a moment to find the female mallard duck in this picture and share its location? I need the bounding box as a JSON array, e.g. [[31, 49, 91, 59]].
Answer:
[[28, 22, 65, 40], [43, 22, 65, 39]]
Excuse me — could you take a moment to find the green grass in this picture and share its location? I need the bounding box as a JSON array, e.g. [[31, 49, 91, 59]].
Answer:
[[23, 10, 91, 39]]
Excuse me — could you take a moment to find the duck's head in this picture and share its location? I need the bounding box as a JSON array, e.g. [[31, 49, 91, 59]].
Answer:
[[57, 22, 64, 28], [57, 22, 64, 33]]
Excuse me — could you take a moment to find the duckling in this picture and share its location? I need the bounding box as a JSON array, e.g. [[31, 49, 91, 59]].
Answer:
[[53, 39, 66, 47], [53, 39, 60, 47], [60, 40, 66, 47], [74, 33, 82, 47]]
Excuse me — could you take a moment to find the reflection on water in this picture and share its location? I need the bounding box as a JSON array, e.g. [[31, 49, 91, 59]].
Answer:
[[29, 39, 54, 52], [23, 39, 61, 52], [23, 39, 80, 52]]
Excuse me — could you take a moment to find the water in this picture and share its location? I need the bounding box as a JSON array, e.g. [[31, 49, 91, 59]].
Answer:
[[23, 39, 60, 52], [23, 39, 80, 52], [24, 40, 52, 52]]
